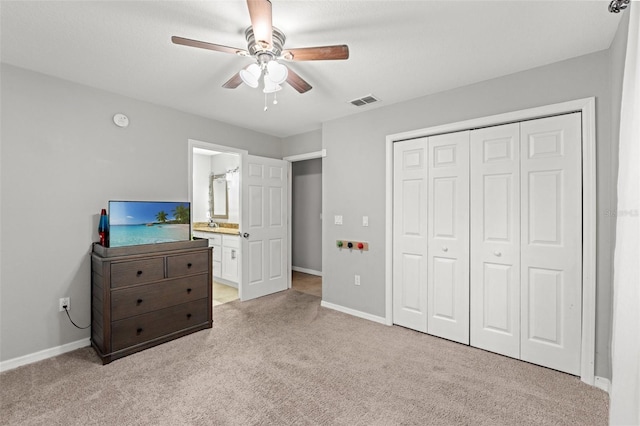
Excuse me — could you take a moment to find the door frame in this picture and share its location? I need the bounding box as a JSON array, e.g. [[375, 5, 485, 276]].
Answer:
[[384, 97, 597, 385], [188, 139, 248, 298], [283, 149, 327, 290]]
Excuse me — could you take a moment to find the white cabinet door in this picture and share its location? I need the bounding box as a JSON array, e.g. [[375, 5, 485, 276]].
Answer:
[[393, 138, 429, 332], [470, 123, 521, 358], [427, 131, 470, 344], [221, 246, 239, 282], [240, 155, 288, 301], [520, 113, 582, 375]]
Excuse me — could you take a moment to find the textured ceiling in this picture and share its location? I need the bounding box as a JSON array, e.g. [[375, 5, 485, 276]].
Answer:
[[1, 1, 622, 138]]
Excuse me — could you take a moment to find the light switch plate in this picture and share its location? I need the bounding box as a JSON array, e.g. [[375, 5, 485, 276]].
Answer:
[[362, 216, 369, 227], [334, 215, 343, 225]]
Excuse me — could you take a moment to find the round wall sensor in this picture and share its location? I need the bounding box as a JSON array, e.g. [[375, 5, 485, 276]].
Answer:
[[113, 113, 129, 128]]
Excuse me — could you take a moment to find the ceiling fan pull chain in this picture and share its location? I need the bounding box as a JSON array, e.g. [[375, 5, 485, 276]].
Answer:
[[273, 92, 278, 105], [264, 92, 268, 111]]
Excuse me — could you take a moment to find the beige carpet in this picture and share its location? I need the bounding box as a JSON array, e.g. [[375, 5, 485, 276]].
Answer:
[[1, 289, 608, 425], [291, 271, 322, 298]]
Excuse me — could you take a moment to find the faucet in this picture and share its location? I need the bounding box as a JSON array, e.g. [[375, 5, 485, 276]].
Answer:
[[208, 218, 218, 228]]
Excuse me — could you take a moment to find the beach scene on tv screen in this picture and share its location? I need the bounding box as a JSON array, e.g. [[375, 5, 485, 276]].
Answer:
[[109, 201, 190, 247]]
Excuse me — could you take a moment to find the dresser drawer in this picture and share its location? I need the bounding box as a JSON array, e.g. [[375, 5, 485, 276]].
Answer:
[[111, 258, 165, 288], [110, 274, 209, 321], [111, 299, 209, 351], [166, 252, 209, 277]]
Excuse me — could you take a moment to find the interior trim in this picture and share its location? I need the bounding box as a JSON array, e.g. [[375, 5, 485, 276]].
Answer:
[[0, 338, 90, 373], [321, 300, 387, 325], [283, 149, 327, 162], [384, 97, 597, 385]]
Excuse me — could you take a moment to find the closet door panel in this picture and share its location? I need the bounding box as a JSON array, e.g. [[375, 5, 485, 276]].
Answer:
[[393, 138, 429, 332], [427, 131, 469, 344], [520, 113, 582, 375], [470, 123, 520, 358]]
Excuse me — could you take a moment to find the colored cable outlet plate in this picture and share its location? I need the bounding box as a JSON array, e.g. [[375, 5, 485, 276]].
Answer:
[[336, 240, 369, 251]]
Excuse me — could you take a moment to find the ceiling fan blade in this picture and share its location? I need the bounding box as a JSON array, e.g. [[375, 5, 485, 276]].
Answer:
[[285, 67, 312, 94], [281, 45, 349, 61], [247, 0, 273, 49], [172, 36, 248, 56], [222, 71, 243, 89]]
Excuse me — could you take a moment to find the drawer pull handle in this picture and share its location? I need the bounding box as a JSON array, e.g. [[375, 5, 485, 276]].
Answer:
[[136, 328, 143, 335], [187, 288, 192, 294], [136, 298, 143, 305], [187, 263, 192, 268], [136, 270, 143, 276], [186, 313, 192, 319]]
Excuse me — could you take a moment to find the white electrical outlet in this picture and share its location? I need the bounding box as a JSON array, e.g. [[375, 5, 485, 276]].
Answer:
[[59, 297, 70, 312], [362, 216, 369, 227], [354, 275, 361, 286]]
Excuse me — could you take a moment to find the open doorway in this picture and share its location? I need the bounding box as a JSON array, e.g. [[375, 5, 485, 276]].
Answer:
[[189, 140, 245, 306], [287, 151, 324, 299], [190, 139, 291, 305]]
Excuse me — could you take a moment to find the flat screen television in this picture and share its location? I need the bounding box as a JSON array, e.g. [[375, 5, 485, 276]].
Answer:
[[108, 200, 191, 247]]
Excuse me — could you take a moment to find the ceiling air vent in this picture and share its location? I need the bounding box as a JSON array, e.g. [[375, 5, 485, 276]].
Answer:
[[349, 94, 380, 107]]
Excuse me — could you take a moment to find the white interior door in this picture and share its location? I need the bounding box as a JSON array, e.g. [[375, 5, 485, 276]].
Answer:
[[393, 138, 429, 332], [240, 155, 289, 301], [427, 131, 470, 344], [470, 123, 521, 358], [520, 113, 582, 375]]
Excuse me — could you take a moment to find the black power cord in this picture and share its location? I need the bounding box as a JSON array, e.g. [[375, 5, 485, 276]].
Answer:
[[63, 306, 91, 329]]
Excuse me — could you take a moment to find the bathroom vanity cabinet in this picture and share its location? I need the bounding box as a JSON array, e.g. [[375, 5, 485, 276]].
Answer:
[[193, 231, 240, 287]]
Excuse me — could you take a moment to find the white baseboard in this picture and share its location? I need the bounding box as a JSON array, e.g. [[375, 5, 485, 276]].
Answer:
[[594, 376, 611, 393], [292, 266, 322, 277], [320, 300, 387, 325], [0, 338, 91, 373]]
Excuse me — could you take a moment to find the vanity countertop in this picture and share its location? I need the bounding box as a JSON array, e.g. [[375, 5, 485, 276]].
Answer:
[[193, 223, 240, 236]]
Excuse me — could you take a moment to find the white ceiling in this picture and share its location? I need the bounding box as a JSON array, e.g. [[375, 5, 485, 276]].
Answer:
[[1, 1, 622, 138]]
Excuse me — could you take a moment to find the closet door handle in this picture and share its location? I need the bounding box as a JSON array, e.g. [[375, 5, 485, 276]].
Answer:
[[442, 247, 448, 252], [494, 251, 502, 257]]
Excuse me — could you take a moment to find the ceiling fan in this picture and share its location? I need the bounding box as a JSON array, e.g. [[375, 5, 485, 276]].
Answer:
[[172, 0, 349, 95]]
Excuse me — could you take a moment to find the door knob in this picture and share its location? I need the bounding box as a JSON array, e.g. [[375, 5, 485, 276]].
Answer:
[[442, 247, 448, 252], [494, 251, 502, 257], [242, 233, 250, 239]]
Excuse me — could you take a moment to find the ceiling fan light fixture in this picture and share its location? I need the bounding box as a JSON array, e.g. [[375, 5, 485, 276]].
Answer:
[[240, 63, 262, 88], [263, 75, 282, 93], [266, 60, 288, 84]]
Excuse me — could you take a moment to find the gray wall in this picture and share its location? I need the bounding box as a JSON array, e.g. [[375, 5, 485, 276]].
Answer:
[[292, 159, 322, 273], [0, 64, 281, 362], [322, 49, 619, 379], [282, 129, 322, 158]]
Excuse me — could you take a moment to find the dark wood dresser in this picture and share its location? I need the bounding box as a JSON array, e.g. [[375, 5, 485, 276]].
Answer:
[[91, 240, 212, 364]]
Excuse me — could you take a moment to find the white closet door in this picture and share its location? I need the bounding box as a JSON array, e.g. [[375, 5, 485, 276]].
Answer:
[[427, 131, 470, 344], [469, 123, 521, 358], [520, 113, 582, 375], [393, 138, 429, 332]]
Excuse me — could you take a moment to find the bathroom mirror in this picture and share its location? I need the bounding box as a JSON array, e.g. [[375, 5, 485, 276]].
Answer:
[[210, 174, 229, 219]]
